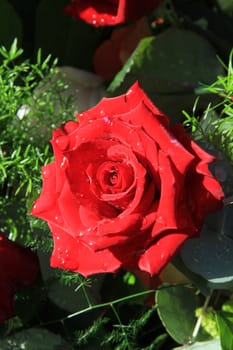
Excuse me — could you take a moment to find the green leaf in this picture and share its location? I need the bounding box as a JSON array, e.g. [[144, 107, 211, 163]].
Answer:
[[216, 311, 233, 350], [38, 251, 102, 313], [0, 328, 70, 350], [35, 0, 103, 70], [0, 0, 22, 48], [180, 207, 233, 291], [216, 0, 233, 13], [107, 28, 223, 123], [172, 338, 221, 349], [156, 285, 199, 344]]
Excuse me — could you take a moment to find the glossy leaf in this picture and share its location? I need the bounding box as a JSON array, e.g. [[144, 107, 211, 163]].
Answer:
[[0, 328, 70, 350], [156, 285, 199, 344], [107, 28, 223, 122], [180, 207, 233, 291], [216, 311, 233, 350]]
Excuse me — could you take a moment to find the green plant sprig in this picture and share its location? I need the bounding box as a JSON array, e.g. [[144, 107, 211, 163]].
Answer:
[[183, 49, 233, 162]]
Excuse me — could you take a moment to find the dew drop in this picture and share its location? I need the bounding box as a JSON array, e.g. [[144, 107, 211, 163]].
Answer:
[[56, 135, 69, 150], [170, 138, 180, 146], [79, 231, 84, 237], [157, 216, 166, 225], [42, 168, 50, 178], [60, 157, 68, 168], [54, 215, 63, 224], [92, 19, 97, 25], [103, 116, 112, 125]]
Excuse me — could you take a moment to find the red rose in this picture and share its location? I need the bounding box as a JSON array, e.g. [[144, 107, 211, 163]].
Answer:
[[64, 0, 163, 27], [0, 233, 39, 323], [31, 82, 223, 277]]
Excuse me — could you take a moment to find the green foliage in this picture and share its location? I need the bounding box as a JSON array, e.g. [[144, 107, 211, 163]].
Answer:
[[0, 39, 76, 239], [100, 305, 167, 350], [156, 285, 203, 345], [106, 27, 223, 123], [0, 328, 70, 350], [216, 311, 233, 350], [180, 209, 233, 291], [74, 317, 109, 347], [183, 50, 233, 163]]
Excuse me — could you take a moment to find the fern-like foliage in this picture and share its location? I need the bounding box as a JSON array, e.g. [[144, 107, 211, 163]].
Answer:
[[0, 39, 76, 242], [183, 49, 233, 163]]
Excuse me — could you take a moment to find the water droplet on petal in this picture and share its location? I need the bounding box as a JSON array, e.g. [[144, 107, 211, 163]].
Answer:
[[157, 216, 166, 225], [160, 253, 165, 260], [42, 168, 50, 178], [56, 135, 69, 150], [60, 157, 68, 168], [54, 215, 63, 224], [103, 116, 112, 126]]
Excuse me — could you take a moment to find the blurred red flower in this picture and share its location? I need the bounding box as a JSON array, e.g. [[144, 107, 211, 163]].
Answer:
[[0, 233, 39, 323], [64, 0, 163, 27]]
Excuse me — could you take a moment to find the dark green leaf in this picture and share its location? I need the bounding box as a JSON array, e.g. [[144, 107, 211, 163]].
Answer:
[[156, 285, 199, 344], [216, 311, 233, 350], [0, 328, 70, 350], [180, 207, 233, 291], [0, 0, 22, 48], [107, 28, 223, 123]]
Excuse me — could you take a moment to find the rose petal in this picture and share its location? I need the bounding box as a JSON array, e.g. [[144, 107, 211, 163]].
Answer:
[[138, 232, 188, 275], [50, 225, 121, 277]]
